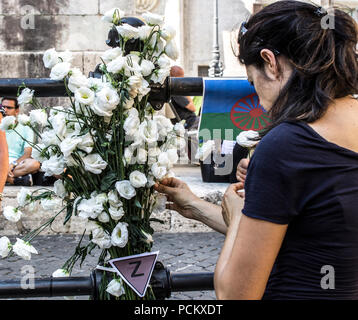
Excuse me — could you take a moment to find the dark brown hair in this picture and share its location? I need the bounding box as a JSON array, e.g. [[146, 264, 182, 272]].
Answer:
[[239, 1, 358, 135]]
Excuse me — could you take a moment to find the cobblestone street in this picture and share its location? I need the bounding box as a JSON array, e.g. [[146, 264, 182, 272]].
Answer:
[[0, 232, 225, 300]]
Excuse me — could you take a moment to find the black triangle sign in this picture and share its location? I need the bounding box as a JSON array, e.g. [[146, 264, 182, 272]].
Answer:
[[109, 251, 159, 298]]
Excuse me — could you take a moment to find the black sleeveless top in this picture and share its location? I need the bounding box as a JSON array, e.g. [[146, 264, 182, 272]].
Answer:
[[242, 121, 358, 299]]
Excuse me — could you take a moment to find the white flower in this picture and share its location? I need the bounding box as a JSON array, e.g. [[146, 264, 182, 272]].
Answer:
[[236, 130, 260, 148], [102, 7, 125, 24], [167, 148, 179, 165], [82, 153, 107, 174], [77, 132, 94, 154], [124, 147, 135, 166], [3, 206, 23, 222], [41, 129, 60, 147], [140, 59, 155, 77], [154, 115, 174, 139], [161, 24, 176, 41], [108, 190, 122, 208], [17, 188, 32, 207], [29, 109, 47, 127], [88, 222, 112, 249], [95, 86, 120, 114], [123, 97, 135, 110], [101, 47, 123, 64], [157, 152, 170, 168], [54, 180, 66, 198], [98, 211, 110, 223], [141, 230, 153, 244], [43, 48, 59, 69], [111, 222, 129, 247], [31, 144, 46, 163], [142, 12, 164, 26], [41, 154, 65, 176], [116, 23, 140, 40], [129, 171, 147, 188], [50, 62, 71, 80], [139, 119, 159, 145], [138, 25, 153, 40], [108, 206, 125, 221], [106, 278, 125, 297], [0, 236, 11, 258], [115, 180, 136, 200], [151, 163, 167, 180], [152, 193, 167, 214], [75, 87, 95, 105], [157, 55, 171, 69], [41, 197, 62, 210], [12, 238, 38, 261], [165, 40, 179, 61], [196, 140, 215, 161], [136, 148, 147, 165], [68, 68, 88, 93], [17, 88, 34, 107], [123, 114, 140, 136], [151, 67, 170, 85], [60, 136, 82, 158], [52, 268, 70, 277], [174, 122, 186, 137], [17, 114, 31, 126], [78, 197, 104, 220], [0, 116, 16, 131], [58, 50, 73, 64], [107, 56, 126, 74]]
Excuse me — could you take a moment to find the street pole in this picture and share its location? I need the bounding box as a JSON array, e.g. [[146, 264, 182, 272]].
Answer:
[[208, 0, 224, 77]]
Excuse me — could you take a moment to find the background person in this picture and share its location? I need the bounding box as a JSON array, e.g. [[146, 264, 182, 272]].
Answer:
[[1, 97, 40, 186], [155, 1, 358, 299]]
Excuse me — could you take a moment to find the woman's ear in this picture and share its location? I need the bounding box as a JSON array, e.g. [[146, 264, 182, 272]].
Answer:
[[260, 49, 280, 80]]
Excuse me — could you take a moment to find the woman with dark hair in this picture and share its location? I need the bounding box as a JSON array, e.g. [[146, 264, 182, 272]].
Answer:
[[154, 0, 358, 299]]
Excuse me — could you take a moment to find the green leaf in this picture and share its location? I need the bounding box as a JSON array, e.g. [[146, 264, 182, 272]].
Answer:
[[100, 172, 117, 191], [63, 204, 73, 225], [134, 200, 142, 209]]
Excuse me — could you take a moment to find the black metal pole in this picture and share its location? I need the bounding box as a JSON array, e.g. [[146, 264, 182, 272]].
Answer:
[[0, 77, 204, 99], [0, 269, 214, 299]]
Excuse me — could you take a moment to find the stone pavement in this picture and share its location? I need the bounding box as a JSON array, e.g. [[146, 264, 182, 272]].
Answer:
[[0, 232, 225, 300]]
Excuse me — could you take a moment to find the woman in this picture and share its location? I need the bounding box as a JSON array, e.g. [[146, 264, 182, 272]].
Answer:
[[154, 1, 358, 299]]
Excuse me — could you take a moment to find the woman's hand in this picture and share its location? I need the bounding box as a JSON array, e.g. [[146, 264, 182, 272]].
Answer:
[[236, 158, 250, 184], [221, 182, 244, 227], [154, 177, 200, 220]]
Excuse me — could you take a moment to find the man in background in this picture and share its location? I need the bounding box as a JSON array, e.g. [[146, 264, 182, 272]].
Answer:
[[1, 97, 40, 186]]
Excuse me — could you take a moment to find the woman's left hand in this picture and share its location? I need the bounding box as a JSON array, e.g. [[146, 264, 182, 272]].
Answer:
[[222, 182, 244, 227]]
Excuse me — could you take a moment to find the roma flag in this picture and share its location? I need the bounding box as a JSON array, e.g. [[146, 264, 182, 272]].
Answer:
[[198, 78, 271, 141]]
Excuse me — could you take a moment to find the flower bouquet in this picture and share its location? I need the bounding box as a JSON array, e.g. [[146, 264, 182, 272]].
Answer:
[[0, 8, 185, 300]]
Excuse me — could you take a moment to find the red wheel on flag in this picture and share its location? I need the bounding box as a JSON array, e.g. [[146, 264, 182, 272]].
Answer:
[[230, 93, 271, 131]]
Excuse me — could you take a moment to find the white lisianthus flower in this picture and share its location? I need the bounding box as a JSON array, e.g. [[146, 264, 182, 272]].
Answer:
[[101, 47, 123, 64], [148, 146, 161, 158], [68, 68, 88, 93], [29, 109, 48, 127], [78, 197, 104, 220], [43, 48, 59, 69], [157, 152, 170, 168], [106, 278, 125, 297], [41, 129, 61, 147], [196, 140, 215, 161], [98, 211, 110, 223], [151, 163, 167, 180], [165, 40, 179, 61], [0, 116, 16, 131], [123, 97, 135, 110], [75, 87, 95, 106], [0, 236, 11, 258], [52, 269, 70, 277], [123, 114, 140, 136], [138, 25, 153, 40], [136, 148, 147, 165], [58, 50, 73, 64], [236, 130, 260, 148], [151, 67, 170, 85], [142, 12, 164, 27], [17, 188, 32, 207], [116, 23, 140, 40], [12, 238, 38, 261], [60, 136, 82, 158], [174, 122, 186, 137], [161, 24, 176, 41], [115, 180, 136, 200], [129, 171, 147, 188], [17, 88, 34, 107], [139, 59, 155, 77], [139, 119, 159, 145], [41, 197, 62, 210], [77, 132, 94, 154], [3, 206, 23, 222], [111, 222, 129, 247], [96, 86, 120, 112], [127, 75, 143, 97], [107, 56, 126, 74], [108, 206, 125, 221], [31, 144, 46, 163], [54, 180, 66, 198], [137, 79, 151, 100], [157, 55, 171, 69], [17, 114, 31, 126], [102, 7, 125, 24], [88, 222, 112, 249], [82, 153, 107, 175], [50, 113, 67, 139], [41, 154, 65, 176], [167, 148, 179, 165], [50, 62, 71, 80], [108, 190, 122, 208]]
